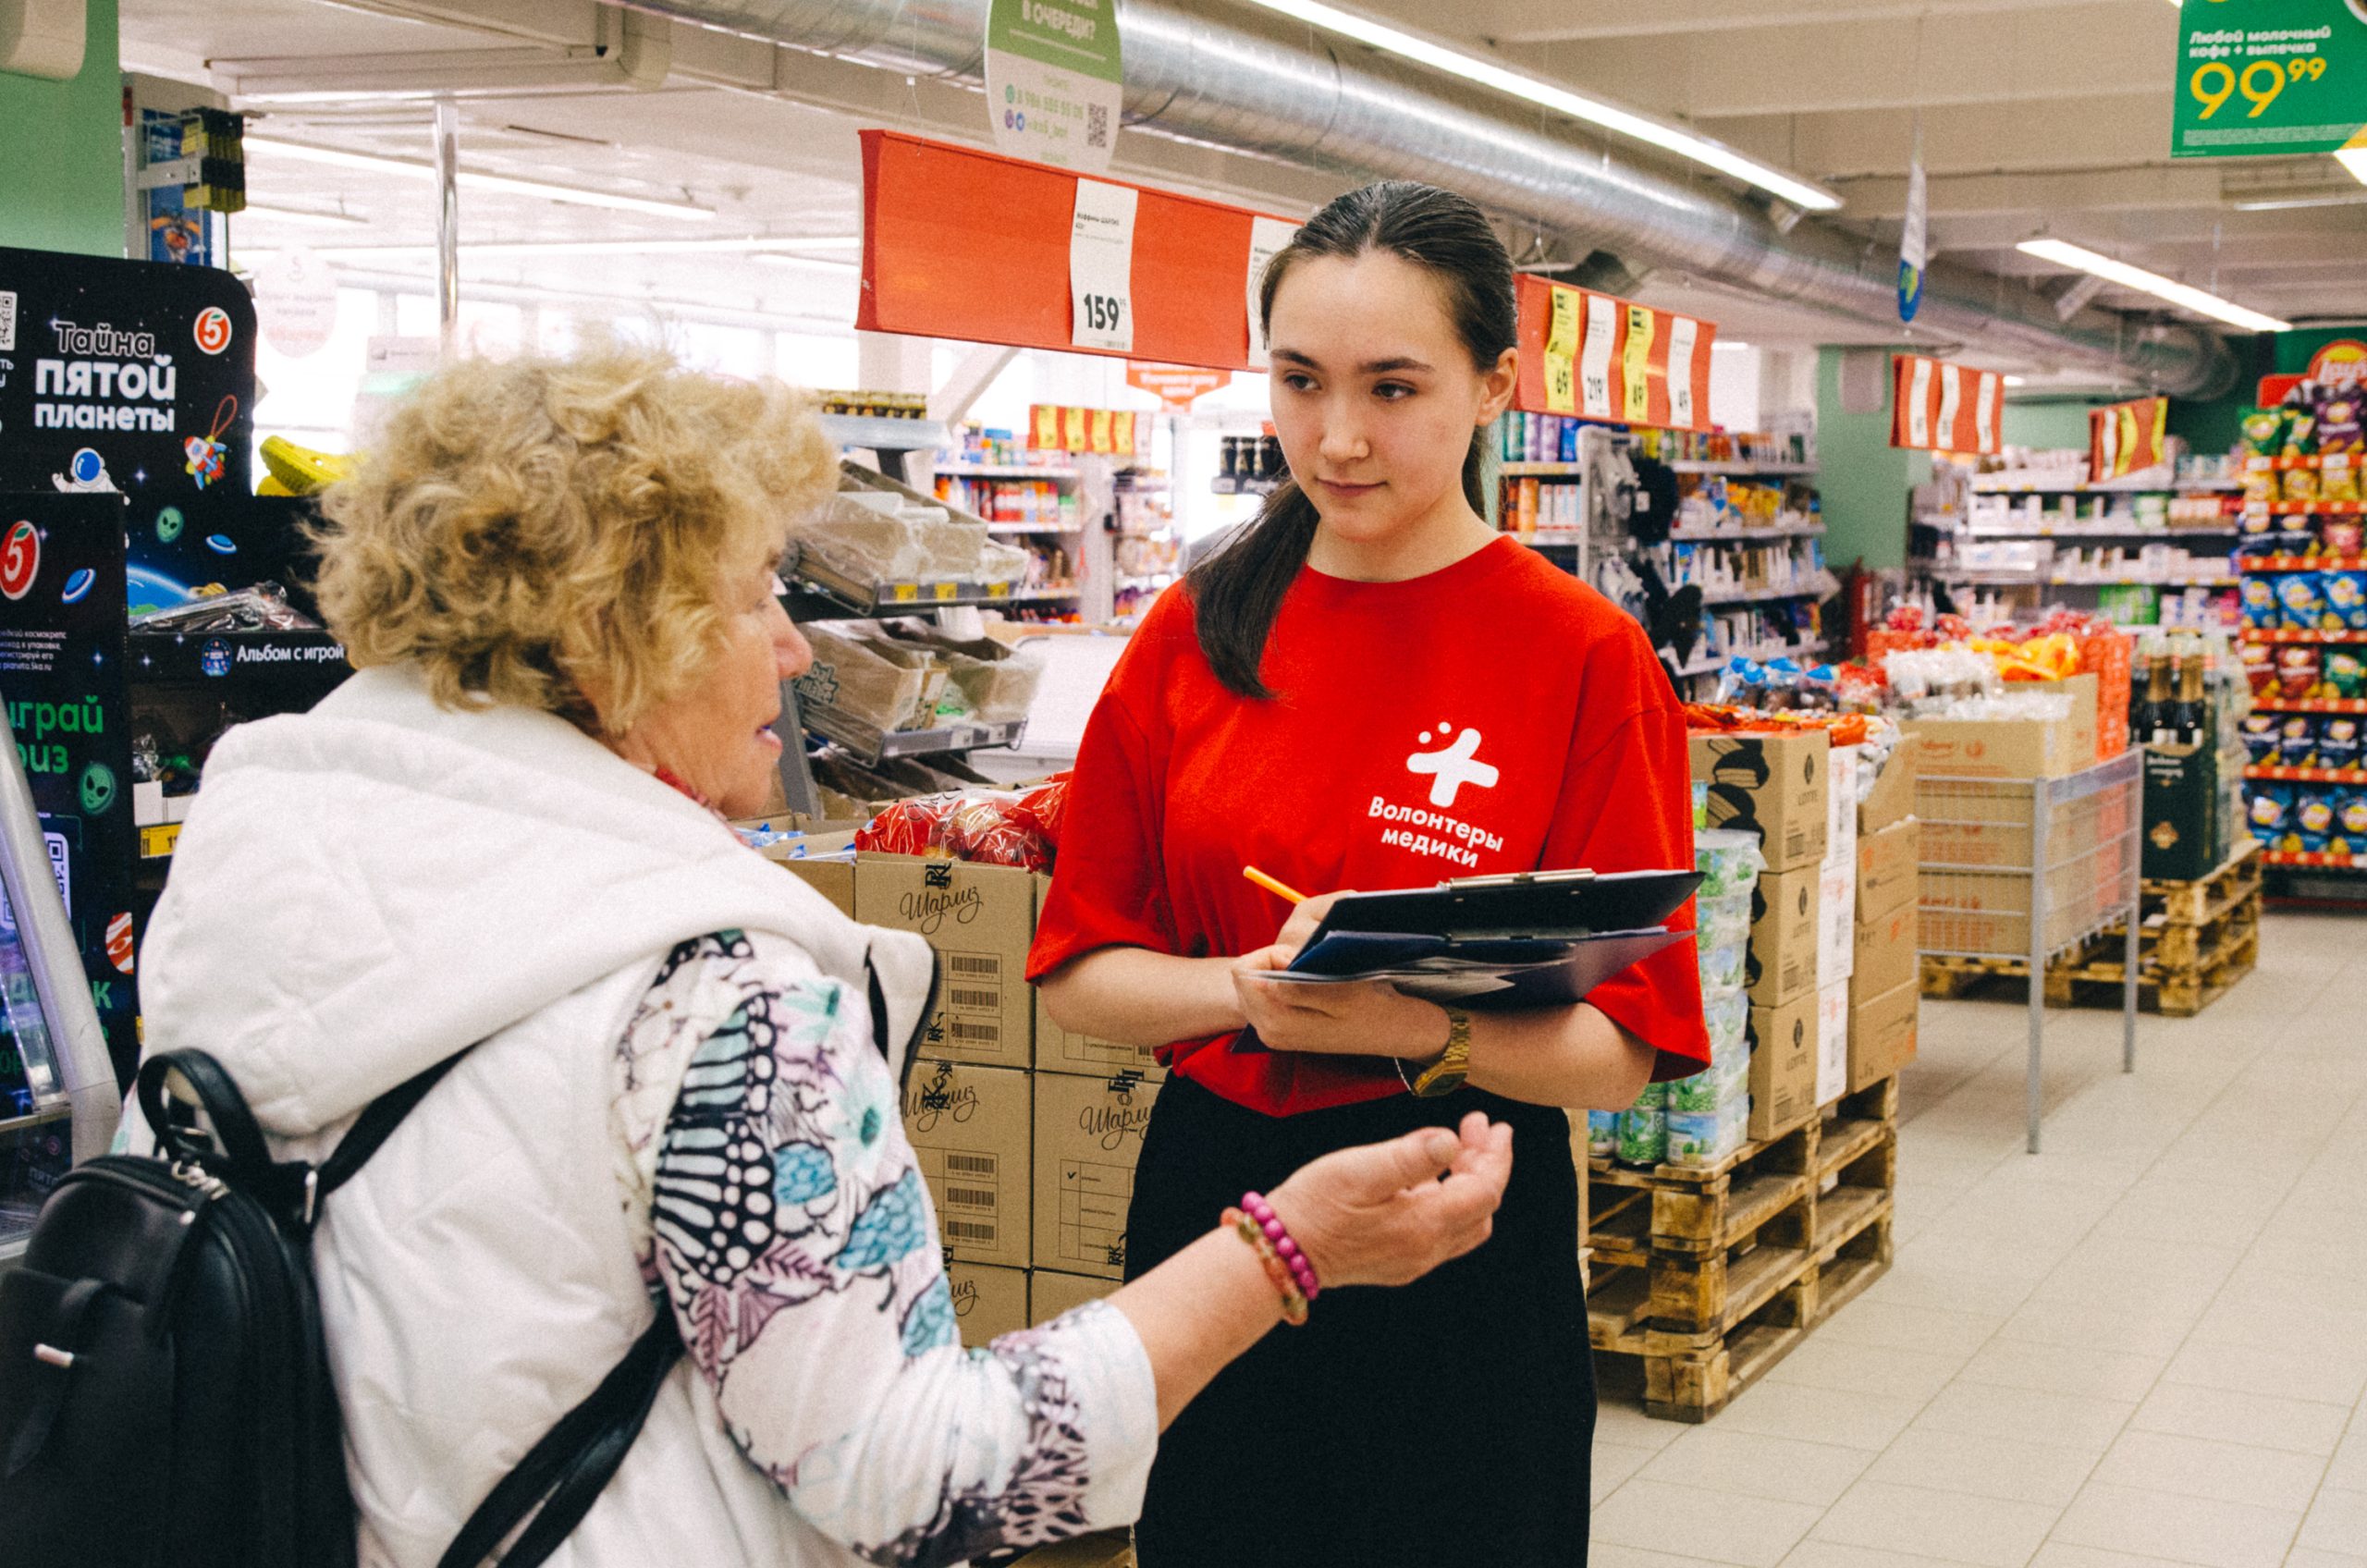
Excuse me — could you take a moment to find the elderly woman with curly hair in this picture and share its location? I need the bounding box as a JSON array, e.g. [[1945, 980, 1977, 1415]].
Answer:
[[127, 349, 1513, 1568]]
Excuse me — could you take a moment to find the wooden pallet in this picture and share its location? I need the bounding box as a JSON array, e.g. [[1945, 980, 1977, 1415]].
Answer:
[[1920, 897, 2258, 1018], [2048, 926, 2259, 1018], [1586, 1078, 1899, 1421], [2140, 890, 2259, 973], [2142, 839, 2260, 928]]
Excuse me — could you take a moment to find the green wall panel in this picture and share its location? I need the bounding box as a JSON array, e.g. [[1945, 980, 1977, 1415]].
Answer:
[[1815, 347, 1926, 572], [0, 0, 124, 259]]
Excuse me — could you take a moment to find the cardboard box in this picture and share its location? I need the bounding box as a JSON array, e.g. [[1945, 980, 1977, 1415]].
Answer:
[[1848, 977, 1919, 1092], [947, 1262, 1030, 1348], [1818, 862, 1857, 988], [1748, 990, 1819, 1140], [1900, 674, 2099, 781], [1823, 744, 1860, 874], [1691, 729, 1830, 871], [1747, 865, 1821, 1007], [901, 1060, 1032, 1268], [1028, 876, 1169, 1081], [1858, 745, 1919, 835], [1851, 898, 1919, 1006], [768, 835, 859, 920], [2140, 742, 2223, 883], [856, 854, 1036, 1069], [1032, 1070, 1162, 1280], [1856, 818, 1919, 922], [1030, 1268, 1122, 1325], [1913, 777, 2116, 871], [1816, 980, 1851, 1109]]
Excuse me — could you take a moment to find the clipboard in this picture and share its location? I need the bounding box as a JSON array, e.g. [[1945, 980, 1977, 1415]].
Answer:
[[1302, 867, 1700, 947]]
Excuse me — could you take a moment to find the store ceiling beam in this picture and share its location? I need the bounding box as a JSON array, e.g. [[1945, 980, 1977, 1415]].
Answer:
[[1829, 166, 2232, 222], [1697, 97, 2172, 181], [214, 9, 671, 100], [1345, 0, 2165, 46], [612, 0, 2233, 395]]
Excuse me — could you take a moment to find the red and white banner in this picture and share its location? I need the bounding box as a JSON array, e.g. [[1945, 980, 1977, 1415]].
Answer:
[[2089, 396, 2169, 481], [1513, 275, 1716, 433], [1891, 354, 2003, 455]]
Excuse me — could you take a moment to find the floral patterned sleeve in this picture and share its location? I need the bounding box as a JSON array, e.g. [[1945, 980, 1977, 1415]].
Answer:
[[610, 931, 1158, 1568]]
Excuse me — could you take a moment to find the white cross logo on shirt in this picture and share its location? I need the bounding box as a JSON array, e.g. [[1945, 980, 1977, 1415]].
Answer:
[[1407, 725, 1500, 808]]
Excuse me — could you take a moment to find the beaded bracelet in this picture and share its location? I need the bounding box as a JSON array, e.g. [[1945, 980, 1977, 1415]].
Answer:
[[1241, 1191, 1321, 1304], [1222, 1207, 1309, 1325]]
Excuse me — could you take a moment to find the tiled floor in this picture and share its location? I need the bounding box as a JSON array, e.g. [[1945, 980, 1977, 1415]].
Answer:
[[1589, 909, 2367, 1568]]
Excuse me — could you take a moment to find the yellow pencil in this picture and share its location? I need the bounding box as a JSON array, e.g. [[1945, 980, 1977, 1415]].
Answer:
[[1242, 865, 1309, 905]]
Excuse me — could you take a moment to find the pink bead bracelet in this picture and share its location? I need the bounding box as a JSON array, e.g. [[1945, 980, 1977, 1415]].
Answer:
[[1241, 1191, 1319, 1302]]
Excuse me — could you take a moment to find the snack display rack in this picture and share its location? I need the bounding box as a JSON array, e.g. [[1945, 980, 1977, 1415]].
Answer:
[[1910, 465, 2244, 617]]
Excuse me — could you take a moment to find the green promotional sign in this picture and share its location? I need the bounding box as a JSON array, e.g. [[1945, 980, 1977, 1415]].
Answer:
[[984, 0, 1122, 173], [2173, 0, 2367, 159]]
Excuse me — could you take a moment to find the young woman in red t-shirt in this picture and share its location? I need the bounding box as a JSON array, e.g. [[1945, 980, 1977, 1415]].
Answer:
[[1030, 181, 1709, 1565]]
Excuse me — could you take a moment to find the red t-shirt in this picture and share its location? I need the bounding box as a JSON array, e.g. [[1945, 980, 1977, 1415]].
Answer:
[[1027, 537, 1709, 1116]]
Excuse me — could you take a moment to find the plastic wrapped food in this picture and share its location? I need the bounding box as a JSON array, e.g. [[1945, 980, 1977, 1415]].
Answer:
[[1615, 1106, 1667, 1166], [2335, 790, 2367, 854], [1693, 827, 1767, 900], [1664, 1105, 1750, 1169], [1664, 1052, 1749, 1114], [1695, 891, 1753, 945], [2330, 571, 2367, 631], [2240, 577, 2280, 628], [1585, 1109, 1616, 1159], [1697, 935, 1748, 993], [852, 783, 1068, 872], [2241, 409, 2287, 458], [1702, 986, 1750, 1055], [2239, 711, 2281, 766], [2279, 716, 2320, 770], [2279, 644, 2324, 700], [2325, 650, 2367, 699], [2295, 787, 2336, 851]]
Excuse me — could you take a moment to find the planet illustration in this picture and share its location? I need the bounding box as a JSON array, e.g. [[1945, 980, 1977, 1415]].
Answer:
[[204, 534, 237, 555], [61, 569, 93, 605]]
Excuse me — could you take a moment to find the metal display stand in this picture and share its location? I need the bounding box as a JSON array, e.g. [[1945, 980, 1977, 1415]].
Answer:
[[1916, 749, 2144, 1152]]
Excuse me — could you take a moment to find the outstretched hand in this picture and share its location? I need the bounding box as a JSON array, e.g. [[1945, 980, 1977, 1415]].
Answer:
[[1266, 1111, 1514, 1290]]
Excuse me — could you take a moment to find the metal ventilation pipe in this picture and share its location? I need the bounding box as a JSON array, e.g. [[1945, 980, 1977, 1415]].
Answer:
[[640, 0, 2237, 396]]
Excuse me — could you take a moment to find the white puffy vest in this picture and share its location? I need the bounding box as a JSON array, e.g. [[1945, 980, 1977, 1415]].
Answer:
[[133, 665, 937, 1567]]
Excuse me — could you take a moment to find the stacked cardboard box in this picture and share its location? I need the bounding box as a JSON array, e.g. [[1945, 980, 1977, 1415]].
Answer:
[[846, 852, 1159, 1347], [1849, 749, 1920, 1090], [1816, 745, 1858, 1109], [1691, 729, 1828, 1140]]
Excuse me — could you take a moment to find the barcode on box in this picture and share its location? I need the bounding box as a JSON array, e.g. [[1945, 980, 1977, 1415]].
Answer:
[[948, 986, 1000, 1011], [944, 1219, 997, 1244], [945, 1153, 997, 1178], [944, 1187, 997, 1211], [949, 1020, 1000, 1045], [948, 955, 1000, 977]]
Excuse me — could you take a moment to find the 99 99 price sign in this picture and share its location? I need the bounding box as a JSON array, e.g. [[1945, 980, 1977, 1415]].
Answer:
[[2173, 0, 2367, 160]]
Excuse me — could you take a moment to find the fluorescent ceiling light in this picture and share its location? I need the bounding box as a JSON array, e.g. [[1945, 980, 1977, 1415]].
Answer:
[[2004, 374, 2028, 386], [245, 134, 715, 221], [2229, 190, 2367, 212], [2014, 238, 2292, 334], [241, 237, 859, 271], [241, 201, 370, 227], [1233, 0, 1842, 212], [1712, 340, 1751, 351]]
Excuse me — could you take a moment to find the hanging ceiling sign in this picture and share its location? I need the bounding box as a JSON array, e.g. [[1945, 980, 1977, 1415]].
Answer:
[[2173, 0, 2367, 160], [1897, 155, 1929, 323], [1125, 363, 1233, 410], [1889, 353, 2004, 455], [983, 0, 1122, 175], [1512, 275, 1717, 433], [857, 130, 1299, 372], [2090, 396, 2170, 481]]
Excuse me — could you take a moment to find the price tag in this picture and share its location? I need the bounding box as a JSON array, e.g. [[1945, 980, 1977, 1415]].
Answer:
[[987, 582, 1012, 598], [1032, 404, 1061, 450], [1667, 316, 1699, 428], [1579, 295, 1617, 418], [933, 582, 960, 601], [1622, 305, 1656, 423], [1906, 357, 1932, 447], [1975, 372, 1999, 453], [1088, 408, 1113, 453], [1542, 286, 1579, 416], [1070, 178, 1139, 354], [890, 583, 920, 603], [1245, 215, 1299, 369], [1936, 363, 1962, 450], [2098, 406, 2121, 477]]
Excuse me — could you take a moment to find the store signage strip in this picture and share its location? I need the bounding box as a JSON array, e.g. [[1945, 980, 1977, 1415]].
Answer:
[[983, 0, 1122, 174], [2172, 0, 2367, 161], [2090, 396, 2168, 481], [1578, 294, 1618, 420], [1667, 316, 1699, 428], [1069, 178, 1139, 354], [1890, 352, 2002, 455]]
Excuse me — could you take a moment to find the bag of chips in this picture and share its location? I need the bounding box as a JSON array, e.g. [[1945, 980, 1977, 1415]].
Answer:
[[2287, 411, 2320, 458], [2240, 710, 2281, 765], [2323, 516, 2364, 557], [2327, 571, 2367, 631], [2324, 451, 2361, 504], [2248, 783, 2292, 847], [2295, 787, 2336, 851], [2325, 648, 2367, 699], [2318, 716, 2362, 773], [2278, 572, 2334, 631], [2286, 464, 2322, 505], [2240, 638, 2279, 696], [2279, 643, 2324, 699], [2239, 506, 2281, 557], [2335, 790, 2367, 856], [2241, 408, 2287, 457], [2321, 395, 2365, 454], [2280, 715, 2321, 770]]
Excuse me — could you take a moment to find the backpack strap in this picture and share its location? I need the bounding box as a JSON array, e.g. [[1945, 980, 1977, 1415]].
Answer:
[[435, 1312, 683, 1568]]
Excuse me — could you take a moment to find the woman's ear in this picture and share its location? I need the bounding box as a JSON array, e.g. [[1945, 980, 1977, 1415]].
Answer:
[[1477, 347, 1519, 426]]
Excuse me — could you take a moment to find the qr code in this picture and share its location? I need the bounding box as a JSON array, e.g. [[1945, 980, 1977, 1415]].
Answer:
[[0, 291, 15, 353], [1086, 102, 1109, 150]]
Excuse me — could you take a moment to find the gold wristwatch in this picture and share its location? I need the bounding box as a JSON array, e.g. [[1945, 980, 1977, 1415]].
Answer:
[[1404, 1009, 1473, 1098]]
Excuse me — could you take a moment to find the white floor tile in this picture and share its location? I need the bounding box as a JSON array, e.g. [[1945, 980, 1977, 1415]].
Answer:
[[2126, 1382, 2352, 1457], [1993, 1296, 2203, 1360], [1809, 1477, 2058, 1567], [1811, 1298, 2004, 1360], [1865, 1426, 2096, 1507], [2159, 1337, 2367, 1408], [2329, 1427, 2367, 1492], [1638, 1427, 1872, 1508], [1779, 1543, 1966, 1568], [1764, 1336, 1969, 1403], [1713, 1380, 1926, 1452], [2050, 1481, 2300, 1568], [2027, 1547, 2201, 1568], [2087, 1428, 2327, 1513], [2284, 1550, 2367, 1568], [1589, 1547, 1739, 1568], [1593, 1439, 1657, 1505], [1913, 1380, 2139, 1461], [1595, 1396, 1689, 1452], [1957, 1338, 2168, 1403], [2297, 1488, 2367, 1557], [1588, 1477, 1822, 1568]]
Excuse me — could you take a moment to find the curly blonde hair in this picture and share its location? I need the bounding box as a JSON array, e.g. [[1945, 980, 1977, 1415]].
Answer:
[[313, 347, 834, 734]]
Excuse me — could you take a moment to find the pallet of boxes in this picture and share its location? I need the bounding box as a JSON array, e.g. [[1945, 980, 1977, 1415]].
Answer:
[[1578, 722, 1911, 1422], [766, 799, 1161, 1359]]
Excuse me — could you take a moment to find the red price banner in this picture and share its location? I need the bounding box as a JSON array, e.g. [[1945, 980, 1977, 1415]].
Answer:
[[1125, 362, 1233, 410], [1509, 276, 1716, 432], [1890, 354, 2004, 455], [2090, 396, 2169, 481]]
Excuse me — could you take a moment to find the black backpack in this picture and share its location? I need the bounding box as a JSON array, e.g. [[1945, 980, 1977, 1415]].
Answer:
[[0, 1047, 681, 1568]]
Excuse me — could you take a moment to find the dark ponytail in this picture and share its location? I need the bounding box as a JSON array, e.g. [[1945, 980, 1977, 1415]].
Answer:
[[1186, 180, 1516, 699]]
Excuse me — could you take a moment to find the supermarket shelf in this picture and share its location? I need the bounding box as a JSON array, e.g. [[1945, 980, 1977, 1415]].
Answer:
[[1924, 519, 2242, 539], [2247, 766, 2367, 784], [1700, 576, 1840, 608], [986, 521, 1083, 534], [1668, 523, 1827, 543], [1916, 565, 2238, 588], [1499, 460, 1579, 476], [781, 562, 1074, 619], [2240, 627, 2367, 644], [2244, 454, 2356, 472], [1673, 637, 1827, 679], [2258, 501, 2366, 515], [2259, 849, 2367, 870], [934, 463, 1080, 481], [1211, 476, 1283, 496], [2243, 555, 2367, 571], [1968, 476, 2165, 495], [1521, 529, 1584, 547], [819, 413, 950, 452], [1666, 459, 1816, 476], [2252, 697, 2367, 715], [803, 706, 1026, 765]]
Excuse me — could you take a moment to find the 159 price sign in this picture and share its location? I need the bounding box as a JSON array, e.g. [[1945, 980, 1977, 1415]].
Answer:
[[1078, 291, 1126, 335], [2172, 0, 2367, 159]]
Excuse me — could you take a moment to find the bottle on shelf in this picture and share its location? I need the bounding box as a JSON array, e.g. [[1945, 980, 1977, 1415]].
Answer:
[[2141, 641, 2177, 748], [2129, 641, 2159, 743], [2173, 641, 2208, 749]]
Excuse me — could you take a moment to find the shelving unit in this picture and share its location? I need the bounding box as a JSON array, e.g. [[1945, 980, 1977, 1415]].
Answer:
[[2248, 766, 2367, 785], [2242, 627, 2367, 644]]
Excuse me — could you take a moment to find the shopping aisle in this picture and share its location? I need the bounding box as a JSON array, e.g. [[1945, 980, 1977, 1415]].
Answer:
[[1588, 909, 2367, 1568]]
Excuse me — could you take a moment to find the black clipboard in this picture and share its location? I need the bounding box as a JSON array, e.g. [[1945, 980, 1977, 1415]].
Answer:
[[1303, 867, 1701, 947]]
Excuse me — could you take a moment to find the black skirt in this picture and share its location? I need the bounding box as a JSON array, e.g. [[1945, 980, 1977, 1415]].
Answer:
[[1122, 1072, 1594, 1568]]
